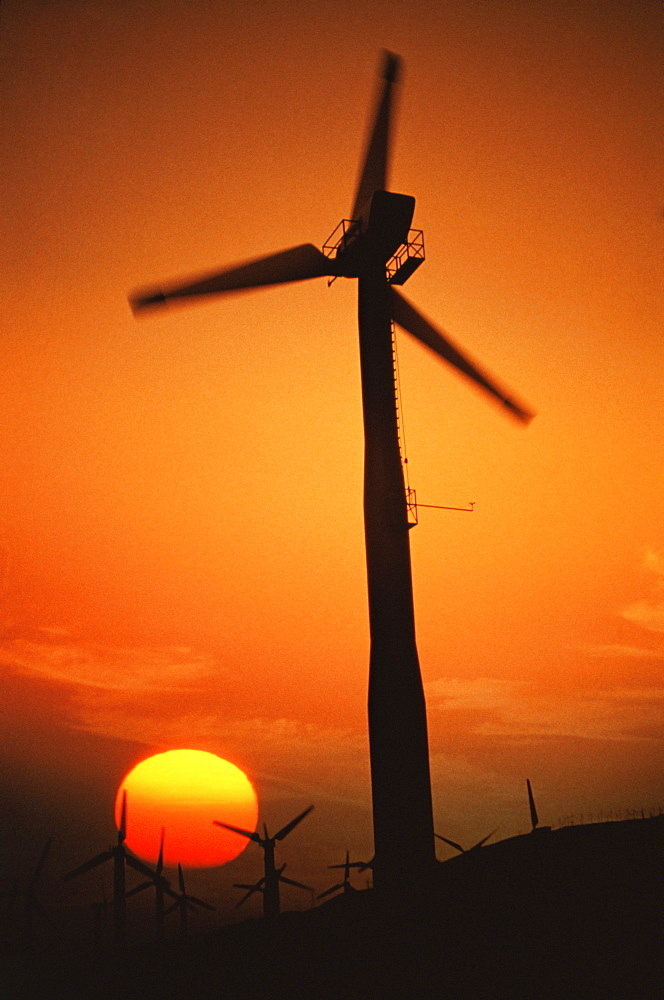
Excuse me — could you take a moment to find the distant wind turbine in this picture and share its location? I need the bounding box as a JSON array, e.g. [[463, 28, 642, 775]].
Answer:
[[435, 829, 496, 856], [130, 51, 533, 901], [318, 850, 358, 900], [124, 827, 173, 944], [165, 864, 215, 939], [333, 854, 375, 890], [0, 836, 52, 946], [63, 791, 153, 950], [233, 862, 312, 918], [215, 805, 313, 923]]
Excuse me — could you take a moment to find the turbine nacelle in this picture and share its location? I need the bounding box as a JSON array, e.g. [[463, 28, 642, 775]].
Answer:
[[332, 191, 416, 277]]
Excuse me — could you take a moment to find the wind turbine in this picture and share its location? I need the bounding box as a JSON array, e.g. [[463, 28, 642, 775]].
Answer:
[[124, 827, 173, 944], [130, 51, 533, 901], [63, 791, 152, 950], [233, 862, 312, 921], [214, 805, 313, 923], [318, 850, 358, 900], [435, 829, 496, 856], [0, 836, 52, 945], [165, 864, 215, 939]]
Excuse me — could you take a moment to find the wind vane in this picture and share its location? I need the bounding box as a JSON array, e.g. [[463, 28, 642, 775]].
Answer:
[[130, 51, 533, 904]]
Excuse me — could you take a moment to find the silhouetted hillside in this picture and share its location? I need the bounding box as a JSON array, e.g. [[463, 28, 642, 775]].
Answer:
[[1, 816, 661, 999]]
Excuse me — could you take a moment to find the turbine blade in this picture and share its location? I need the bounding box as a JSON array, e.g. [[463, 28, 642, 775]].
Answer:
[[329, 850, 352, 872], [391, 289, 534, 424], [527, 778, 539, 829], [358, 861, 373, 872], [274, 804, 314, 841], [317, 883, 344, 899], [189, 896, 215, 911], [178, 864, 185, 894], [125, 881, 152, 898], [119, 790, 127, 843], [341, 857, 373, 871], [279, 874, 313, 892], [125, 855, 157, 880], [214, 820, 261, 843], [470, 829, 497, 851], [130, 244, 337, 313], [63, 849, 113, 881], [233, 877, 265, 893], [234, 883, 263, 908], [30, 837, 53, 888], [351, 51, 401, 222], [434, 833, 465, 854], [157, 827, 165, 874]]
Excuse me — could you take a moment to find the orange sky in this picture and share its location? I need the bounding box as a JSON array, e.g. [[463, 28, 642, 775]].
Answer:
[[1, 0, 662, 924]]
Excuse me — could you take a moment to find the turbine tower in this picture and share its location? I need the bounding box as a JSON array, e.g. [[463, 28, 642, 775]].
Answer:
[[130, 52, 532, 901]]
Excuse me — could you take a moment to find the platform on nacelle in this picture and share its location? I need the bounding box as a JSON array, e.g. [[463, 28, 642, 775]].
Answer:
[[323, 218, 362, 260], [385, 229, 425, 285], [322, 221, 425, 285]]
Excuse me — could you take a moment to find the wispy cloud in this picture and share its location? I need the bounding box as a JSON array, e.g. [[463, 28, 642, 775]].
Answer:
[[2, 635, 218, 692], [585, 644, 664, 660], [0, 629, 368, 804], [472, 687, 663, 742], [426, 673, 663, 744], [73, 701, 369, 806], [645, 550, 664, 576], [621, 600, 664, 633], [620, 548, 664, 634], [424, 676, 519, 710], [0, 630, 231, 750]]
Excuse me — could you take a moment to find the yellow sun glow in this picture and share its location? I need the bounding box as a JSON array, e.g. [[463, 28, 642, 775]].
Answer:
[[115, 749, 258, 868]]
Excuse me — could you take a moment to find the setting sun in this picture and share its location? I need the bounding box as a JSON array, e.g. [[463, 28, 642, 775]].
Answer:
[[115, 749, 258, 868]]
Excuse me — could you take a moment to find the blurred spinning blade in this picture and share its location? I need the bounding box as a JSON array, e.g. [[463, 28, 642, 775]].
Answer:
[[130, 244, 337, 312], [351, 50, 400, 222], [391, 288, 534, 423]]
